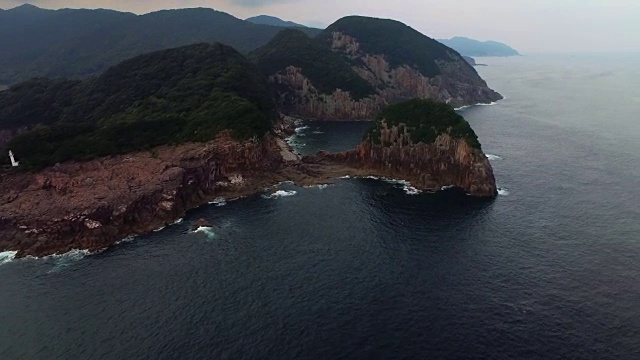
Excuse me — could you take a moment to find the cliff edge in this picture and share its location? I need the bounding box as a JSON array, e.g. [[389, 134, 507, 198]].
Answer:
[[312, 99, 497, 197]]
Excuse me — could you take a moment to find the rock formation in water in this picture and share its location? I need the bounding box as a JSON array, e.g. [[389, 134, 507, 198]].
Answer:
[[312, 99, 497, 197], [252, 17, 502, 120]]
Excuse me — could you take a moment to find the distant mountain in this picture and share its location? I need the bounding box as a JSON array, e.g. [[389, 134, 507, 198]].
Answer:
[[0, 4, 319, 84], [250, 16, 502, 119], [246, 15, 307, 28], [438, 37, 520, 57]]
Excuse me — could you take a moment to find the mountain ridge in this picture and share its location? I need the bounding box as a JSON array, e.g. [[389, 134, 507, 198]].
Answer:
[[438, 36, 520, 57]]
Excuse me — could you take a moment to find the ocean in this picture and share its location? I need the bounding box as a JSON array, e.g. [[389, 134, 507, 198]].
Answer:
[[1, 54, 639, 359]]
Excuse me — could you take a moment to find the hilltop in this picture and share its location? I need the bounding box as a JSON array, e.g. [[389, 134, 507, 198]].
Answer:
[[246, 15, 308, 28], [438, 37, 520, 57]]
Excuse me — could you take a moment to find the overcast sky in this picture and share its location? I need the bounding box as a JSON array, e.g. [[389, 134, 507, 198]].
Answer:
[[2, 0, 639, 53]]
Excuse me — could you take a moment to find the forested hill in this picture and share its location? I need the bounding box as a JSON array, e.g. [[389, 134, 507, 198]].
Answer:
[[317, 16, 465, 77], [250, 29, 376, 100], [0, 4, 318, 84], [0, 43, 277, 169]]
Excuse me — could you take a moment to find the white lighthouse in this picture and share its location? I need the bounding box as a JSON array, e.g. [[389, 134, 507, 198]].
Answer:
[[8, 150, 19, 167]]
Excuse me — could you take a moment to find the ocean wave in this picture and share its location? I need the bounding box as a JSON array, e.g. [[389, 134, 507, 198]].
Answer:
[[116, 235, 137, 245], [362, 176, 422, 195], [193, 226, 217, 239], [486, 154, 502, 161], [455, 101, 498, 111], [498, 187, 510, 196], [208, 197, 227, 207], [172, 218, 184, 225], [0, 251, 18, 266], [46, 249, 93, 273], [262, 190, 297, 199], [295, 126, 310, 134], [305, 184, 332, 189], [441, 185, 457, 190]]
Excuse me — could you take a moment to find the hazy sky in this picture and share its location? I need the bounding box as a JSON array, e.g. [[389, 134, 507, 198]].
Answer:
[[1, 0, 639, 53]]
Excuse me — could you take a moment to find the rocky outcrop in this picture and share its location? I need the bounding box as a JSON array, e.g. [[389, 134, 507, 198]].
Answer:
[[0, 133, 286, 257], [315, 123, 497, 197], [269, 32, 502, 120]]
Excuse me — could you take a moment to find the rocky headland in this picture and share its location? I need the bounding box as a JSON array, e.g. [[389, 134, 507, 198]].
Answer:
[[251, 17, 502, 120]]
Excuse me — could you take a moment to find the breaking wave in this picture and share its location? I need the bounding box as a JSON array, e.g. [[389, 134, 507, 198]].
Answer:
[[498, 187, 510, 196], [193, 226, 217, 239], [486, 154, 502, 161], [455, 101, 498, 111], [0, 251, 18, 266], [209, 197, 227, 207], [305, 184, 332, 190], [263, 190, 298, 199], [362, 176, 422, 195]]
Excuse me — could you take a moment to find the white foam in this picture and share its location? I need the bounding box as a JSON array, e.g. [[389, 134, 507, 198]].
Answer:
[[193, 226, 217, 239], [116, 235, 137, 245], [362, 176, 422, 195], [305, 184, 332, 189], [295, 126, 310, 134], [441, 185, 457, 190], [0, 251, 18, 266], [172, 218, 184, 225], [153, 226, 166, 232], [455, 101, 498, 111], [208, 197, 227, 207], [339, 175, 351, 179], [262, 190, 297, 199], [498, 187, 510, 196], [486, 154, 502, 161], [46, 249, 93, 273]]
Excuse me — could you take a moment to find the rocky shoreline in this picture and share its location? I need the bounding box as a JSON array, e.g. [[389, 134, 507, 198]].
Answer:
[[0, 118, 497, 258]]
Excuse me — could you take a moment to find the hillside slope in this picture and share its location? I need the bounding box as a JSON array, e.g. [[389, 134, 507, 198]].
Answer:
[[252, 16, 502, 119], [0, 43, 277, 169]]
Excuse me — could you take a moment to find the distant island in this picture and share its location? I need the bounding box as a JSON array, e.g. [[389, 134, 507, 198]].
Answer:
[[438, 36, 520, 57], [246, 15, 308, 28]]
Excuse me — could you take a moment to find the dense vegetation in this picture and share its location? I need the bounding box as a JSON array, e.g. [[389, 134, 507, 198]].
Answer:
[[366, 99, 482, 149], [0, 4, 320, 84], [1, 43, 277, 169], [438, 37, 520, 57], [250, 29, 376, 100], [319, 16, 462, 77]]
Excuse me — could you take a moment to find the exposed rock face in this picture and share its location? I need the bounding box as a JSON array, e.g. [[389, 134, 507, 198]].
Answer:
[[269, 32, 502, 120], [319, 123, 497, 197], [0, 133, 285, 257]]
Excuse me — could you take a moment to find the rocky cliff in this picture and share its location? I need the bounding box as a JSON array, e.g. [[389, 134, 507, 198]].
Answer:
[[323, 128, 497, 197], [252, 17, 502, 120], [309, 99, 497, 196], [0, 133, 287, 257]]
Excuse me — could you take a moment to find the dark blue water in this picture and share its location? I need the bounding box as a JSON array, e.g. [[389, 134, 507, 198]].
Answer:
[[1, 55, 639, 359]]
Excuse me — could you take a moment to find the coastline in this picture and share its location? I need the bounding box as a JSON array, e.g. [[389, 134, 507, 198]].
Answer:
[[0, 116, 497, 259]]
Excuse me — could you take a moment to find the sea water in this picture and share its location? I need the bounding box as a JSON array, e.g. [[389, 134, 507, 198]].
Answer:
[[1, 54, 639, 359]]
